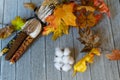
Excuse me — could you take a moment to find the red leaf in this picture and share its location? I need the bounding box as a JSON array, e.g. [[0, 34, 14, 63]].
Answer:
[[94, 0, 110, 17]]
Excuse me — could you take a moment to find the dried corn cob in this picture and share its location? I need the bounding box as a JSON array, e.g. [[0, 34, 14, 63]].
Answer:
[[10, 19, 42, 64], [5, 0, 54, 63], [10, 36, 33, 64], [5, 31, 28, 60], [0, 31, 26, 56]]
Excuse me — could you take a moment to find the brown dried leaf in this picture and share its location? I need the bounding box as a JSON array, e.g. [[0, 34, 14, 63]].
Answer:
[[81, 0, 110, 17], [0, 25, 14, 39], [106, 49, 120, 60], [75, 9, 98, 28], [42, 0, 59, 6], [78, 28, 100, 52], [24, 3, 36, 11]]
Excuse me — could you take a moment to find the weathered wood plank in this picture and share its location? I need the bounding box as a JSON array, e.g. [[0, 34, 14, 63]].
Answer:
[[89, 0, 120, 79], [0, 25, 2, 80], [72, 28, 91, 80], [30, 36, 46, 80], [107, 0, 120, 78], [0, 0, 4, 79], [29, 0, 46, 80], [1, 0, 17, 80], [87, 0, 120, 80], [89, 17, 108, 80], [18, 0, 31, 18], [31, 0, 43, 6], [3, 0, 18, 23], [59, 28, 76, 80], [30, 1, 61, 80], [45, 34, 61, 80], [0, 0, 4, 23], [15, 0, 31, 80], [0, 0, 120, 80]]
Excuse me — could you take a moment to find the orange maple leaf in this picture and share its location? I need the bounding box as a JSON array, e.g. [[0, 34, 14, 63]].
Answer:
[[42, 2, 77, 40], [106, 49, 120, 60], [81, 0, 110, 17]]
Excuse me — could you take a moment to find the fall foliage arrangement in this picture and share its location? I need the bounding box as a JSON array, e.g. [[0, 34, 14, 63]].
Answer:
[[0, 0, 119, 76]]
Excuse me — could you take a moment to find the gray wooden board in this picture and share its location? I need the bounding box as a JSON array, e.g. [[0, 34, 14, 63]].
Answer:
[[1, 0, 17, 80], [0, 25, 2, 80], [45, 34, 61, 80], [59, 28, 76, 80], [30, 36, 46, 80], [0, 0, 4, 80], [107, 0, 120, 77], [0, 0, 4, 23], [15, 0, 31, 80], [72, 28, 91, 80], [30, 0, 46, 80], [0, 0, 120, 80]]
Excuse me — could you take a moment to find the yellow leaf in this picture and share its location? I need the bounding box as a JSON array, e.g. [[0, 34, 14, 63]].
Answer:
[[77, 6, 95, 12], [24, 3, 36, 11], [11, 16, 25, 30], [73, 48, 101, 76], [42, 2, 77, 40], [42, 0, 59, 6], [90, 48, 101, 56]]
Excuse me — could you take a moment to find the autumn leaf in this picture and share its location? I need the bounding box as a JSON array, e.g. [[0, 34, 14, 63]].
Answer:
[[106, 49, 120, 60], [42, 0, 59, 6], [73, 48, 101, 76], [11, 16, 25, 30], [0, 16, 25, 39], [42, 2, 77, 40], [24, 3, 36, 11], [76, 6, 95, 12], [81, 0, 110, 17], [75, 9, 98, 28], [94, 0, 110, 17], [78, 28, 100, 52], [42, 0, 71, 6], [81, 0, 94, 6], [0, 25, 14, 39]]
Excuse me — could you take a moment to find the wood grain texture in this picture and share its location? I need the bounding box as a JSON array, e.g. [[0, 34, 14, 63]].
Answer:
[[0, 0, 4, 79], [60, 28, 76, 80], [15, 0, 31, 80], [45, 34, 61, 80], [1, 0, 17, 80], [72, 28, 91, 80], [0, 0, 120, 80], [107, 0, 120, 78], [0, 25, 2, 80], [0, 0, 4, 23], [30, 36, 46, 80]]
